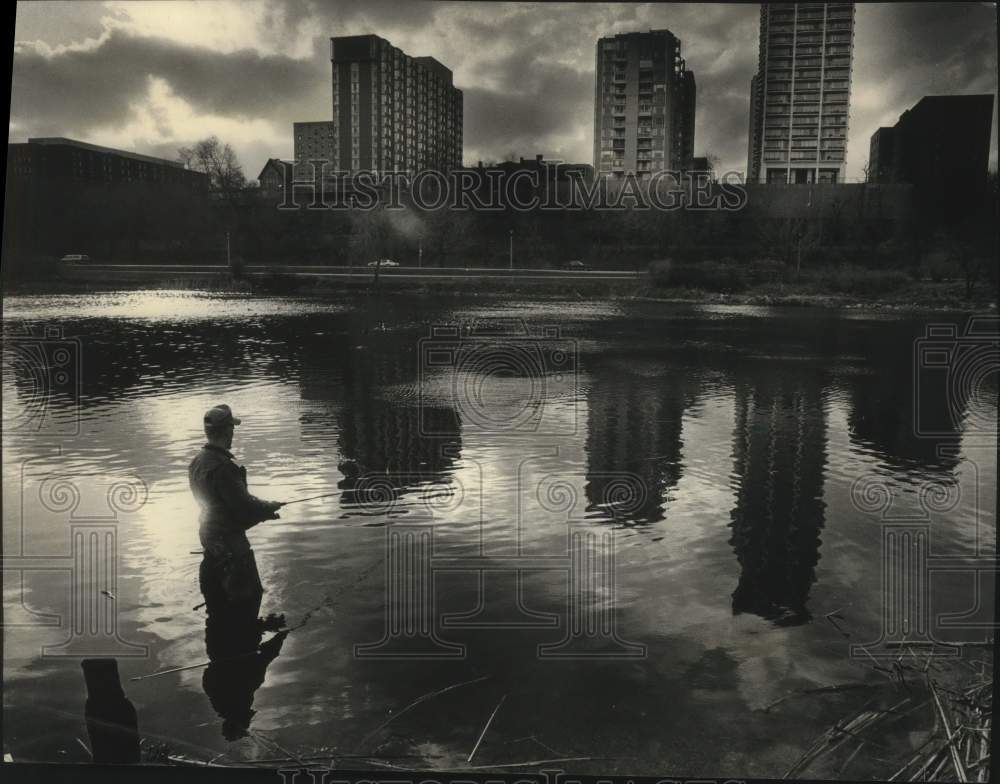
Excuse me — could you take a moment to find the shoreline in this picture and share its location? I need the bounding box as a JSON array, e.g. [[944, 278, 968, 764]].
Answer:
[[3, 271, 996, 314]]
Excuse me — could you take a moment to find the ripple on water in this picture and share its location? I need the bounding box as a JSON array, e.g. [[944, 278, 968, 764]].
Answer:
[[0, 292, 995, 774]]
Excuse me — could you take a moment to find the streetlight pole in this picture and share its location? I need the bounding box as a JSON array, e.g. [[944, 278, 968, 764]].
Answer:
[[418, 242, 423, 268], [226, 231, 231, 268], [509, 229, 513, 271]]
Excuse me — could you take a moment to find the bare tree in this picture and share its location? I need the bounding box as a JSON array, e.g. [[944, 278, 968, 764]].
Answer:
[[178, 136, 247, 195]]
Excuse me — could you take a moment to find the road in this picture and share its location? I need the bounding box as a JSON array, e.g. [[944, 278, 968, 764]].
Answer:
[[63, 263, 643, 281]]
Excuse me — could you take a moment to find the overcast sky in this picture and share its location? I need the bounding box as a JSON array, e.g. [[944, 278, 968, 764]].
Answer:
[[10, 1, 998, 181]]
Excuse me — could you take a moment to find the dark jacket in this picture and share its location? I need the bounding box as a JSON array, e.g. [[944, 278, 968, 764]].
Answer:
[[189, 444, 277, 554]]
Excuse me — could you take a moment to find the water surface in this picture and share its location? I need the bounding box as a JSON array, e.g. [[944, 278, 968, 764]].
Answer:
[[2, 291, 996, 776]]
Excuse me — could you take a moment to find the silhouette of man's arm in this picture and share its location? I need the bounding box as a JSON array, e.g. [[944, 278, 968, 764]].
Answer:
[[211, 464, 281, 530]]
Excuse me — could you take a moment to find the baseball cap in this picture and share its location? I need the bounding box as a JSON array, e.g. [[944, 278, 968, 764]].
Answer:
[[204, 404, 242, 428]]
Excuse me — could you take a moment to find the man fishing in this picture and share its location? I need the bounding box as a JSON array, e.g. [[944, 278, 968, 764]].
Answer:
[[189, 404, 284, 621], [189, 404, 288, 739]]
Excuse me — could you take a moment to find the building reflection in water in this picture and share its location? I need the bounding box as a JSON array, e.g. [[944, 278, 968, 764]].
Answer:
[[846, 353, 967, 477], [728, 368, 828, 626], [297, 324, 463, 510], [584, 359, 701, 524]]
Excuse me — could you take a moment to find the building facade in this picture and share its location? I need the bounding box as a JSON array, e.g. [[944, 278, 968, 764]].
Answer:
[[329, 34, 462, 175], [868, 126, 896, 183], [7, 137, 208, 190], [593, 30, 696, 180], [746, 3, 856, 185], [257, 158, 293, 197], [867, 94, 994, 210], [293, 121, 335, 176], [458, 155, 595, 206], [4, 137, 209, 258]]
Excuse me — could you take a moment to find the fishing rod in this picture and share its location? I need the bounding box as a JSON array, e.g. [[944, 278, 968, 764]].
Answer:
[[185, 491, 352, 558], [279, 491, 342, 507]]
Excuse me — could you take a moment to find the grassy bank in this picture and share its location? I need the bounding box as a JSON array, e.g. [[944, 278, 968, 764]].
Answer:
[[3, 264, 996, 312]]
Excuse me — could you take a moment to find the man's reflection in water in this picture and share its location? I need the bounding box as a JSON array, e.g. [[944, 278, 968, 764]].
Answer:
[[201, 596, 288, 741]]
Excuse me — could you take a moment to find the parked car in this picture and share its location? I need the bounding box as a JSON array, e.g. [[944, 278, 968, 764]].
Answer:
[[60, 254, 91, 264], [367, 258, 399, 268], [562, 260, 586, 270]]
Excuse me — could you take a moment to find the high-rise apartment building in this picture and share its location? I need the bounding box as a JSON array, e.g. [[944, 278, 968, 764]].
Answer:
[[293, 121, 335, 175], [329, 34, 462, 175], [593, 30, 696, 179], [868, 94, 994, 222], [746, 3, 856, 184], [868, 95, 994, 189]]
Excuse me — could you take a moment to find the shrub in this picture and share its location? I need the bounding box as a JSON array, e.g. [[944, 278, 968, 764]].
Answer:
[[923, 250, 955, 283], [2, 254, 63, 288], [873, 239, 911, 268], [650, 258, 748, 292], [648, 258, 673, 285], [746, 257, 789, 285], [812, 265, 910, 296]]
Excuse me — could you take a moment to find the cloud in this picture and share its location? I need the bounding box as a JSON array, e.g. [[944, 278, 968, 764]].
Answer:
[[8, 1, 998, 180], [10, 25, 330, 171], [462, 67, 594, 164], [848, 2, 998, 174], [12, 29, 326, 127]]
